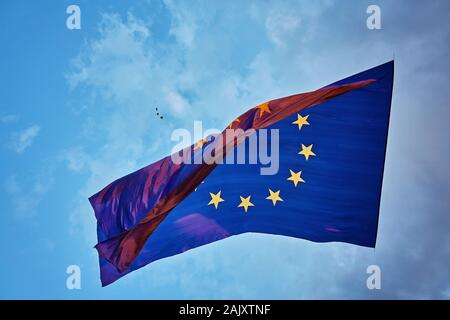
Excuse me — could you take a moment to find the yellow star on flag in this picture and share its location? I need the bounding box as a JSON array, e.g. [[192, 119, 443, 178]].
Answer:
[[208, 191, 224, 209], [193, 138, 208, 151], [256, 102, 271, 117], [238, 195, 254, 213], [298, 144, 316, 160], [287, 169, 305, 187], [292, 114, 310, 130], [228, 117, 240, 129], [266, 189, 283, 206]]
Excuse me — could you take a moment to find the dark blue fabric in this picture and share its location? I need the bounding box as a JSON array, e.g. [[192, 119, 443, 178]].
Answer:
[[99, 61, 393, 285]]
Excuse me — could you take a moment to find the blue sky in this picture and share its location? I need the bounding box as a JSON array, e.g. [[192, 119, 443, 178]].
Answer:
[[1, 0, 449, 299]]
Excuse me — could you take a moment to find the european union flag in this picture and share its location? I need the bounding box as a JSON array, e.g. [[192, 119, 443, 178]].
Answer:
[[90, 61, 394, 286]]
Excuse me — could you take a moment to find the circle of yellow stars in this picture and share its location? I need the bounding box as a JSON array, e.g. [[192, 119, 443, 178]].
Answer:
[[203, 104, 314, 213]]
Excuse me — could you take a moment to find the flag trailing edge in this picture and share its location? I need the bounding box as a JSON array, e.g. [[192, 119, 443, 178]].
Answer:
[[90, 61, 394, 286]]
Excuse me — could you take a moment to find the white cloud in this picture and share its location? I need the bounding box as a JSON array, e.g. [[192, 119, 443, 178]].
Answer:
[[62, 146, 90, 172], [265, 13, 301, 47], [164, 0, 198, 47], [10, 125, 40, 154], [1, 114, 20, 124], [5, 174, 52, 219], [164, 88, 190, 114]]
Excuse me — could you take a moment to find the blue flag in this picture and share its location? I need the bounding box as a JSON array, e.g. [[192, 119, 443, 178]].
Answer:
[[91, 61, 393, 286]]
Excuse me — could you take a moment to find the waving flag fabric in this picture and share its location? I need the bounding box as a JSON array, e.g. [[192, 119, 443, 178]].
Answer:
[[90, 61, 394, 286]]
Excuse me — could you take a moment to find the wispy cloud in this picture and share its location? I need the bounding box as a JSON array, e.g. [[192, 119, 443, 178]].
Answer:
[[164, 0, 198, 48], [10, 125, 40, 154], [61, 146, 90, 173], [265, 12, 301, 47], [1, 114, 20, 124], [4, 173, 52, 219]]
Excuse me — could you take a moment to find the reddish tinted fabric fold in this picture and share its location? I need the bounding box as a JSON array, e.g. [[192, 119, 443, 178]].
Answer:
[[91, 79, 374, 273]]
